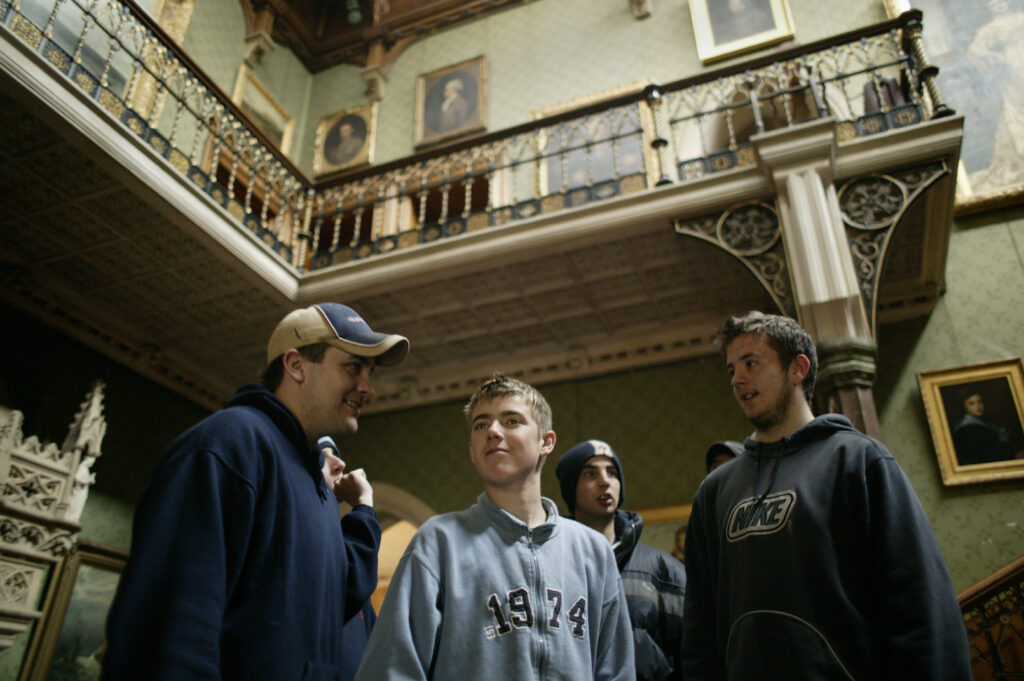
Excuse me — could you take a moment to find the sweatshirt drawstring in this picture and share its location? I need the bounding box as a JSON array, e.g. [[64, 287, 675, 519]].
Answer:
[[752, 441, 786, 508]]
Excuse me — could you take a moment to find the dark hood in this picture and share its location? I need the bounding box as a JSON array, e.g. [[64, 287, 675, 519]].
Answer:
[[613, 508, 643, 571], [743, 413, 858, 459], [227, 383, 322, 487], [742, 414, 858, 507]]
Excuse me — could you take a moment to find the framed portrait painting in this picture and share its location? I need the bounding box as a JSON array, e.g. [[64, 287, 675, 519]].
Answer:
[[231, 65, 294, 155], [415, 56, 487, 148], [19, 543, 128, 681], [887, 0, 1024, 215], [688, 0, 795, 64], [917, 358, 1024, 486], [313, 102, 378, 177]]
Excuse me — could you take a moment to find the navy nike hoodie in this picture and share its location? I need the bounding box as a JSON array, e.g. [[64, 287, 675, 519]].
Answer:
[[680, 414, 970, 681]]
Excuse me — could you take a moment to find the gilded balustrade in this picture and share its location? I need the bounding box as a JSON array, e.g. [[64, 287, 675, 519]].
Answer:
[[1, 0, 943, 274], [3, 0, 305, 263]]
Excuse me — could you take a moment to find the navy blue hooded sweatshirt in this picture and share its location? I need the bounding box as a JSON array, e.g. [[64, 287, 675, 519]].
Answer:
[[103, 384, 381, 681], [681, 414, 970, 681]]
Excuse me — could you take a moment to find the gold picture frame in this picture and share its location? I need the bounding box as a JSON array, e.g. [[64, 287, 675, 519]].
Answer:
[[313, 102, 378, 177], [231, 65, 294, 155], [19, 542, 128, 681], [886, 0, 1024, 216], [917, 358, 1024, 486], [688, 0, 795, 64], [414, 56, 487, 148]]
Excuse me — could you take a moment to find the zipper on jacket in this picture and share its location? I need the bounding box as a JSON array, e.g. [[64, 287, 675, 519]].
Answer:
[[527, 527, 547, 679]]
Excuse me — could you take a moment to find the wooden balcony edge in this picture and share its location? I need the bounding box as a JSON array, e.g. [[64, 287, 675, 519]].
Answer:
[[958, 553, 1024, 607]]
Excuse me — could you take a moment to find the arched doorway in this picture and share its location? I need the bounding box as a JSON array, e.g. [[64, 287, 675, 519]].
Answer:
[[339, 483, 435, 611]]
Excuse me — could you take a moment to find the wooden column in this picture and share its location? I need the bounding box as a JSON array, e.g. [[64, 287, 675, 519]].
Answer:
[[816, 338, 881, 439]]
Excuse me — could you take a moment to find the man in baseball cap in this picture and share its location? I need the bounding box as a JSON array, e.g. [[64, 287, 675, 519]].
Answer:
[[104, 303, 408, 681]]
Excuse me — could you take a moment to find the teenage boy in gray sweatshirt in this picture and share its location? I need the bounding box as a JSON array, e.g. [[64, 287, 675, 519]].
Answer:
[[355, 373, 635, 681]]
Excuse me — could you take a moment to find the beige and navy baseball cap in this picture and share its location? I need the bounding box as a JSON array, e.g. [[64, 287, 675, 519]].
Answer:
[[267, 303, 409, 366]]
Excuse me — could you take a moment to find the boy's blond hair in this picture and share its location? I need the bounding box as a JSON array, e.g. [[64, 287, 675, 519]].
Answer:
[[463, 373, 553, 435]]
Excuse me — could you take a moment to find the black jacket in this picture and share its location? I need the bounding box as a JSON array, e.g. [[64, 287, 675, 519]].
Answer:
[[614, 510, 687, 681]]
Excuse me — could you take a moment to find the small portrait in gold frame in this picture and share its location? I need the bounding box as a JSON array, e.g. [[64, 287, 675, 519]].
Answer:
[[415, 56, 487, 148], [688, 0, 795, 64], [918, 358, 1024, 486], [313, 102, 378, 177]]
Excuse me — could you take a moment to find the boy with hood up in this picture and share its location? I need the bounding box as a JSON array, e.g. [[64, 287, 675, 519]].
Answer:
[[556, 440, 686, 681]]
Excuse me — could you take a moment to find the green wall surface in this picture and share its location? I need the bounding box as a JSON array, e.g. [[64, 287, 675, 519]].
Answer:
[[874, 205, 1024, 593], [180, 0, 248, 95], [181, 0, 313, 164], [178, 0, 889, 176], [345, 354, 752, 518]]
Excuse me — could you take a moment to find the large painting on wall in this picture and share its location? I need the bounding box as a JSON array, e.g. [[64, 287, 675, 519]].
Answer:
[[894, 0, 1024, 213], [415, 56, 487, 148], [688, 0, 795, 64], [20, 543, 127, 681], [231, 65, 294, 155], [918, 358, 1024, 487]]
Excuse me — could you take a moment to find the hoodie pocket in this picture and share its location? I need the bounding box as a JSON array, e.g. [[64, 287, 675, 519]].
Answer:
[[300, 661, 342, 681], [725, 610, 857, 681]]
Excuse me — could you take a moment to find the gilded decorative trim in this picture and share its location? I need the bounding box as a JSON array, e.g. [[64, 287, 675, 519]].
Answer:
[[836, 162, 949, 333], [674, 200, 795, 319]]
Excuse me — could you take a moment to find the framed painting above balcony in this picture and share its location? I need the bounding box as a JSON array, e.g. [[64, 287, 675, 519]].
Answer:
[[891, 0, 1024, 215], [415, 56, 487, 148], [314, 102, 378, 177], [688, 0, 795, 64], [231, 65, 294, 155]]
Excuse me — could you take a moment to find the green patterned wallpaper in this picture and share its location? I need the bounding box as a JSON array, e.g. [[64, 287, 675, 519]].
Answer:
[[873, 206, 1024, 592], [181, 0, 312, 163], [181, 0, 887, 176], [347, 354, 752, 517], [180, 0, 248, 94]]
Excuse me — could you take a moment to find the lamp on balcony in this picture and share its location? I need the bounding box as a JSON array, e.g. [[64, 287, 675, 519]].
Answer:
[[643, 84, 673, 186]]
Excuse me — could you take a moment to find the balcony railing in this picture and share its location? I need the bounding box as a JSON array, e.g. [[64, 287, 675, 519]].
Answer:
[[1, 0, 948, 273]]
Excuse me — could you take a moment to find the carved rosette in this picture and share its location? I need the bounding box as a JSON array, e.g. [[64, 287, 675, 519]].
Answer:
[[836, 163, 948, 331], [0, 382, 106, 650], [675, 200, 795, 319]]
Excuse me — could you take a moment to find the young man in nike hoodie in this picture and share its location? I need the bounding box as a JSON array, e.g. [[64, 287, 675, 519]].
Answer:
[[556, 440, 687, 681], [680, 311, 970, 680], [355, 373, 635, 681]]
